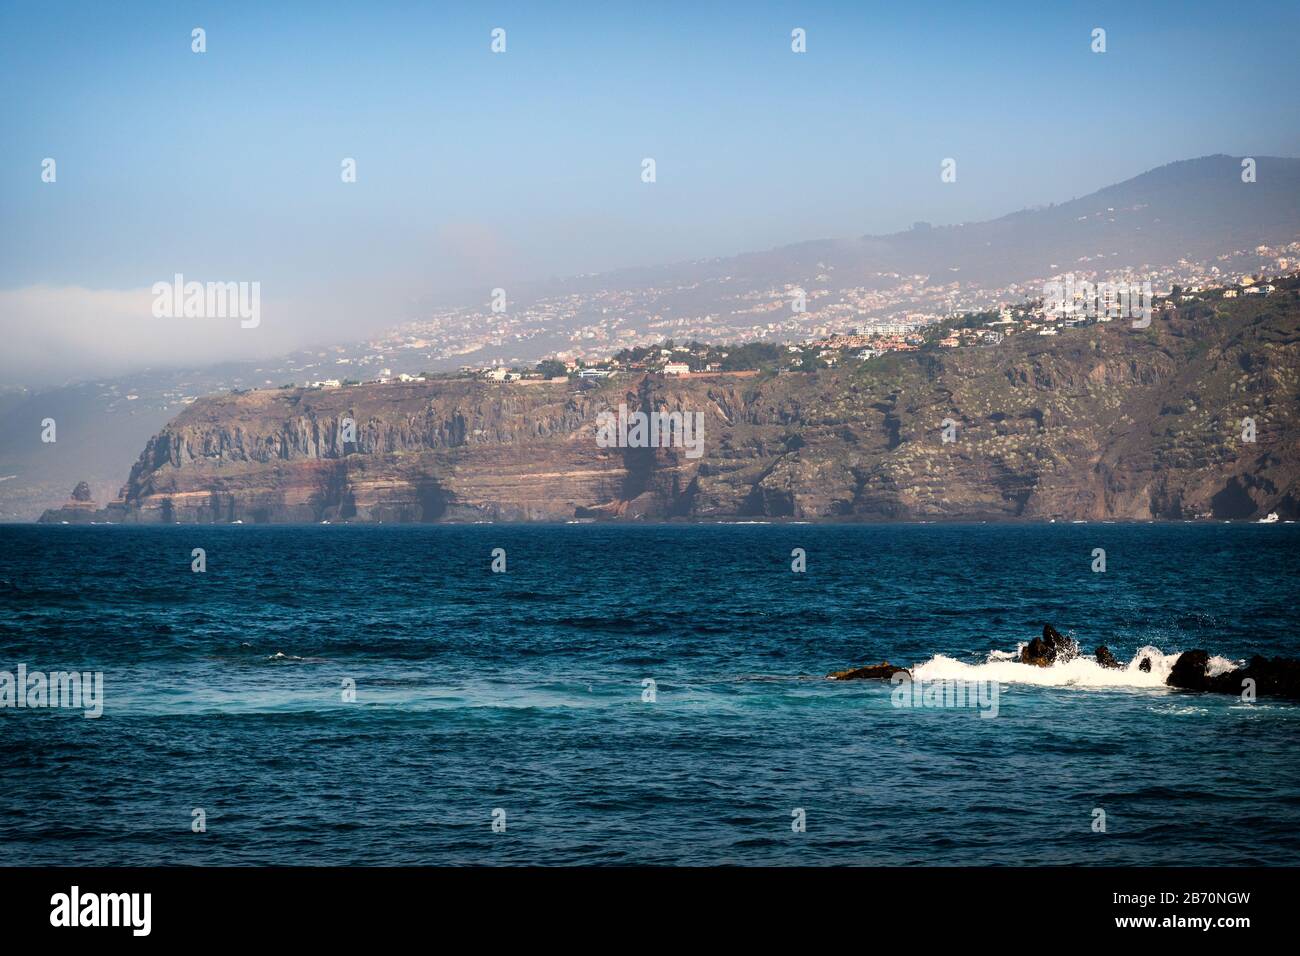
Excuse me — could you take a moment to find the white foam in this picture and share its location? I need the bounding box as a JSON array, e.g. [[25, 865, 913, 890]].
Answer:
[[910, 644, 1241, 691]]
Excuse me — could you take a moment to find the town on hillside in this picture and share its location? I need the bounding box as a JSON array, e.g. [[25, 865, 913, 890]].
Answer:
[[292, 268, 1298, 389]]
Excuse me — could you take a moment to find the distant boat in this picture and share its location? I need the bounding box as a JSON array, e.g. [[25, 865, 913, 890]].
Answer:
[[1258, 512, 1280, 524]]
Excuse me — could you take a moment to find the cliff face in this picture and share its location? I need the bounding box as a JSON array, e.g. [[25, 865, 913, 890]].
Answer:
[[51, 293, 1300, 523]]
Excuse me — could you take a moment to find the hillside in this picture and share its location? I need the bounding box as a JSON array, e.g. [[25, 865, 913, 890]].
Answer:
[[45, 287, 1300, 524], [7, 154, 1300, 521]]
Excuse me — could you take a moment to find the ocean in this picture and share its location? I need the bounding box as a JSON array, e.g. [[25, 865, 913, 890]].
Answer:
[[1, 523, 1298, 866]]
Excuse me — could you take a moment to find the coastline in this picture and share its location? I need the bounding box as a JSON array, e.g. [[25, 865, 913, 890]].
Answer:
[[19, 514, 1298, 527]]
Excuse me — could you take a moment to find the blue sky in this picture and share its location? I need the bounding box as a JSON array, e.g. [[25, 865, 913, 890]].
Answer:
[[1, 0, 1298, 382]]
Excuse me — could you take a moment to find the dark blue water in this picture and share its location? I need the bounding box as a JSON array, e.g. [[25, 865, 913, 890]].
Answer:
[[2, 523, 1298, 865]]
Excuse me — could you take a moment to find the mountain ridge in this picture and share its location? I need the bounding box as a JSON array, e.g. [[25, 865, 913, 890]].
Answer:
[[553, 154, 1300, 291]]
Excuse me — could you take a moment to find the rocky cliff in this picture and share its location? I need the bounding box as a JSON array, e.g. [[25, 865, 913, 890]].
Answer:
[[47, 291, 1300, 523], [38, 481, 100, 523]]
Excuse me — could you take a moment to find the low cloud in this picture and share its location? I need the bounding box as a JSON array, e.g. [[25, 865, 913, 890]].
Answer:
[[0, 284, 361, 388]]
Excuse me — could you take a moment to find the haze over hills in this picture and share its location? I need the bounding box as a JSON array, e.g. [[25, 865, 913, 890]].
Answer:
[[5, 154, 1300, 521], [547, 154, 1300, 292]]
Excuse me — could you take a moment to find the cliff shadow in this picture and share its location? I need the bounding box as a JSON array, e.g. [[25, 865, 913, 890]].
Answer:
[[416, 477, 449, 522], [1210, 476, 1257, 518]]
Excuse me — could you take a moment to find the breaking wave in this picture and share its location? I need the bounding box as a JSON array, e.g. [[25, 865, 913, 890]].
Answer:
[[911, 644, 1240, 690]]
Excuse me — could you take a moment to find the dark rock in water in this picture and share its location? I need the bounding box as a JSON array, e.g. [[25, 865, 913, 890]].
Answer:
[[1231, 656, 1300, 698], [1095, 645, 1122, 669], [1167, 650, 1300, 698], [1021, 624, 1078, 667], [1168, 650, 1211, 690], [1138, 657, 1152, 672], [828, 662, 909, 681]]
